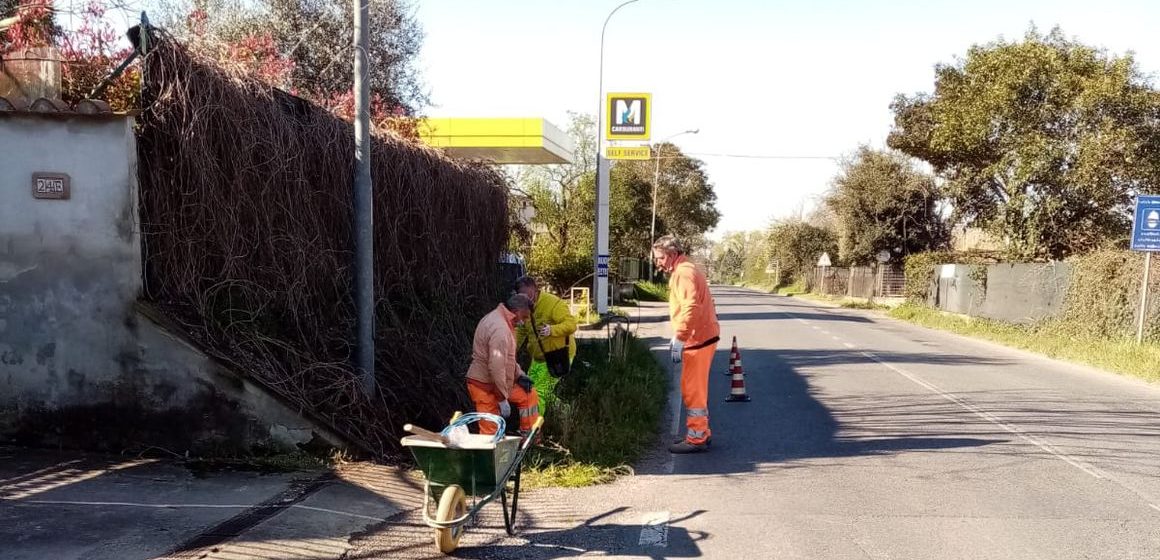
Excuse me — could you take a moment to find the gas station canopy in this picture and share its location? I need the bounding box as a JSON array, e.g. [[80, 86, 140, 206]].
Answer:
[[418, 118, 575, 165]]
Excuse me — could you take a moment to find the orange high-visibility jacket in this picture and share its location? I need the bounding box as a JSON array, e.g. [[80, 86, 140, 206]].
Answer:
[[668, 255, 720, 347], [466, 304, 521, 399]]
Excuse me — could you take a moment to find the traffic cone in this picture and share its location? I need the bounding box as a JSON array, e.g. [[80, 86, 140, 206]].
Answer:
[[724, 336, 740, 376], [725, 339, 751, 403]]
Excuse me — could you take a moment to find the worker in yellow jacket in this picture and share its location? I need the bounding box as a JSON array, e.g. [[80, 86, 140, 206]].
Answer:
[[514, 276, 578, 377], [653, 234, 720, 454]]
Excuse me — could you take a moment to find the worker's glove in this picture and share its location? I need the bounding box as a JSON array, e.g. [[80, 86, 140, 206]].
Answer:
[[670, 338, 684, 363], [499, 400, 512, 418], [516, 375, 534, 393], [538, 324, 552, 337]]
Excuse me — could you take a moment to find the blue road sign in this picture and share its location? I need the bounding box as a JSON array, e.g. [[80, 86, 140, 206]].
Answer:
[[1131, 195, 1160, 252], [597, 254, 610, 278]]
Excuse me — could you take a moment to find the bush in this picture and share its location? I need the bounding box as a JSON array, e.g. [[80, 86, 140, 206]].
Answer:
[[902, 251, 998, 302], [634, 280, 669, 302], [1057, 249, 1156, 340], [530, 335, 666, 470], [902, 251, 953, 302]]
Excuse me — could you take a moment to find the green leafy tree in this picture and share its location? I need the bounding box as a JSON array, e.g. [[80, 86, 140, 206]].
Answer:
[[151, 0, 426, 114], [519, 113, 598, 291], [519, 114, 720, 289], [766, 219, 838, 285], [710, 230, 771, 285], [889, 27, 1160, 260], [825, 146, 948, 265]]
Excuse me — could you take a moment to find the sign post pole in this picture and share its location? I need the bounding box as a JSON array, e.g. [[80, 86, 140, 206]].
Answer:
[[1138, 252, 1152, 344]]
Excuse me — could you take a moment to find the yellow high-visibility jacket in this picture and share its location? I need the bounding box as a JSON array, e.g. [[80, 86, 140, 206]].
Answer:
[[516, 292, 578, 362]]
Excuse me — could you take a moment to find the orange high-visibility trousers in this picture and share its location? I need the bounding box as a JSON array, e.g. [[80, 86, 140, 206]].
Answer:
[[680, 342, 716, 444], [467, 378, 540, 435]]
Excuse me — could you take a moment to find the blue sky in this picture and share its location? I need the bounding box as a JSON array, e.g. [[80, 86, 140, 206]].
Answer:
[[416, 0, 1160, 239]]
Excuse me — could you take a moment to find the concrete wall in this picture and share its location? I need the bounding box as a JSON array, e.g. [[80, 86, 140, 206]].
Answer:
[[0, 114, 342, 454], [927, 262, 1071, 324]]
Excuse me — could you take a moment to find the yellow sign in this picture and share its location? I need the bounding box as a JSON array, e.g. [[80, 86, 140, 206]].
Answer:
[[605, 145, 652, 160], [605, 92, 652, 141]]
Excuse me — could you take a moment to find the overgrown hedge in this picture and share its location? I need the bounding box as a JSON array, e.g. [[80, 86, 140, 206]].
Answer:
[[902, 251, 999, 302], [1058, 249, 1158, 339], [137, 38, 509, 458]]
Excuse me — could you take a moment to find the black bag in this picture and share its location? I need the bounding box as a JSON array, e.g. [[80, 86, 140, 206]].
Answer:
[[530, 314, 571, 379]]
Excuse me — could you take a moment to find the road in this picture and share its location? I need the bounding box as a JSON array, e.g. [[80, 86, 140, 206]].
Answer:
[[352, 286, 1160, 559]]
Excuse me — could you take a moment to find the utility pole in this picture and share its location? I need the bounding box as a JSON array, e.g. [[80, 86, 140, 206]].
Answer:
[[594, 0, 641, 317], [353, 0, 375, 396]]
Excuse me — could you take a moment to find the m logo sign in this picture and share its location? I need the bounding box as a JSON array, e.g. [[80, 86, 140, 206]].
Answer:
[[605, 92, 651, 140]]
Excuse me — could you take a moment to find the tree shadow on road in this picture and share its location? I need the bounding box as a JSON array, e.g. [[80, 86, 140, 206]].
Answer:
[[643, 343, 1011, 477], [453, 507, 708, 560]]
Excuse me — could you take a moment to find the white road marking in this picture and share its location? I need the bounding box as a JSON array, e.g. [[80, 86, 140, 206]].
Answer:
[[638, 511, 670, 547], [1151, 504, 1160, 514], [0, 460, 155, 500], [831, 335, 841, 341], [0, 460, 82, 485], [862, 351, 1107, 480], [843, 342, 855, 349]]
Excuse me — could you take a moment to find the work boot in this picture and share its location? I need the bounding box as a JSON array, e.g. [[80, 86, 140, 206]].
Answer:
[[668, 440, 710, 454]]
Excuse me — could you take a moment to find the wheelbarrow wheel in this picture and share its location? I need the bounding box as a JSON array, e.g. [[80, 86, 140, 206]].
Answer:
[[434, 484, 467, 553]]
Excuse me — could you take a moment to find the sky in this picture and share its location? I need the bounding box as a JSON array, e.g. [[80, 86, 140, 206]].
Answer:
[[414, 0, 1160, 239]]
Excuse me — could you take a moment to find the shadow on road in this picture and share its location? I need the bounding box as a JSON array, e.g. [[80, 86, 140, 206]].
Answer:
[[348, 506, 707, 559], [661, 347, 1006, 476]]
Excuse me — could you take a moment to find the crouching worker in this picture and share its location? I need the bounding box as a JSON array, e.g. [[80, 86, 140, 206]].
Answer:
[[466, 293, 541, 436]]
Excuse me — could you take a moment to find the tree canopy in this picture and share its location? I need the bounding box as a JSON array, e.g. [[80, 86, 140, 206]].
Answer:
[[889, 27, 1160, 260], [825, 146, 948, 265]]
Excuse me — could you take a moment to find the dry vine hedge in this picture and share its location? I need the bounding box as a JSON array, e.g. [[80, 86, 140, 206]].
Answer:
[[136, 37, 510, 458]]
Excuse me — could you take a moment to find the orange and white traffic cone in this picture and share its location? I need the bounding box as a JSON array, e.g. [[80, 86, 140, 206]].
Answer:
[[726, 339, 751, 403], [724, 336, 740, 376]]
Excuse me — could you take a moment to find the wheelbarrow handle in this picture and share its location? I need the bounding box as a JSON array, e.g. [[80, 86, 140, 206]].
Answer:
[[403, 423, 449, 445], [518, 416, 545, 453]]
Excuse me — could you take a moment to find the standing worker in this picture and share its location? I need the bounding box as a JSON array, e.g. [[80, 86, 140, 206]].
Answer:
[[653, 234, 720, 454], [466, 294, 541, 436], [514, 276, 578, 379]]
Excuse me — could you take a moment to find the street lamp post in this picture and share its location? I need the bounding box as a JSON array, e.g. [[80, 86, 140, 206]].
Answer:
[[594, 0, 641, 317], [648, 129, 699, 280], [352, 0, 374, 396]]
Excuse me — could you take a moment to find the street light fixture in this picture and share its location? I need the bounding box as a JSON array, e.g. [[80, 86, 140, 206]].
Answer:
[[648, 129, 699, 280], [593, 0, 642, 317]]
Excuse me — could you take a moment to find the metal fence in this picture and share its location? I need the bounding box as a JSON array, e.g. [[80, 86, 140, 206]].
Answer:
[[810, 265, 905, 298]]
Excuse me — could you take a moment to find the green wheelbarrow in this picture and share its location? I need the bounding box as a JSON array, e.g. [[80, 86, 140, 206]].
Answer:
[[401, 414, 544, 554]]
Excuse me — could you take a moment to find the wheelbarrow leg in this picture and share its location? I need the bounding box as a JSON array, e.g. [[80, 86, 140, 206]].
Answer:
[[501, 467, 522, 536]]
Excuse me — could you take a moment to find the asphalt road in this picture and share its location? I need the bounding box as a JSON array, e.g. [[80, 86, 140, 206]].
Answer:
[[353, 286, 1160, 559]]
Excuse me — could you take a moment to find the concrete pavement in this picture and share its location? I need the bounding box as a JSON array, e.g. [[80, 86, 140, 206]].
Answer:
[[0, 447, 414, 560]]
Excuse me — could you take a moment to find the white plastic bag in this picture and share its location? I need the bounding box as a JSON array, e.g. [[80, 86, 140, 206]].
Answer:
[[445, 424, 470, 448]]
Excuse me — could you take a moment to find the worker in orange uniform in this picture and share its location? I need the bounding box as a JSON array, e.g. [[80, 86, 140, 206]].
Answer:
[[466, 293, 541, 436], [652, 234, 720, 454]]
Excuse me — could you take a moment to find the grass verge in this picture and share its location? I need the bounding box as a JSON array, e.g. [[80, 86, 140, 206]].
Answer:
[[776, 282, 808, 296], [522, 334, 667, 488], [633, 280, 669, 302], [889, 303, 1160, 384]]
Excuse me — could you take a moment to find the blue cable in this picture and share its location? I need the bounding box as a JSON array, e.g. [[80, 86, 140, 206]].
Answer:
[[441, 412, 505, 443]]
